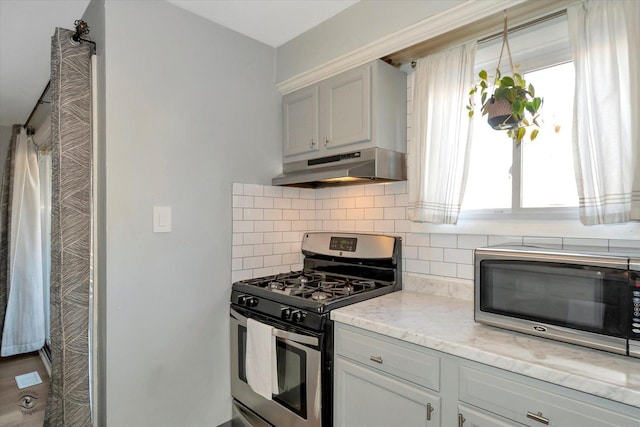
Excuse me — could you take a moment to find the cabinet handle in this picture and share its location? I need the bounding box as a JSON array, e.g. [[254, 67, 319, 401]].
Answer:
[[426, 403, 434, 421], [458, 413, 465, 427], [324, 138, 329, 146], [369, 355, 383, 364], [310, 138, 315, 148], [526, 411, 549, 425]]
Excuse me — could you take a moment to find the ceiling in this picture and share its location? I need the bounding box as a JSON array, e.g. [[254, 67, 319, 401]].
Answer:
[[0, 0, 359, 127]]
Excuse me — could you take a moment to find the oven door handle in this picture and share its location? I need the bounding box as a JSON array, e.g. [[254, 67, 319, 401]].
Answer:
[[230, 307, 319, 347]]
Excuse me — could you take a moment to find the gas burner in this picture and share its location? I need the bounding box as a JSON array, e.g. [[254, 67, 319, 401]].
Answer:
[[311, 291, 330, 301], [268, 281, 286, 290]]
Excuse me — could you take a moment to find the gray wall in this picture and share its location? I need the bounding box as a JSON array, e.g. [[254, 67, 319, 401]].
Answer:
[[0, 125, 11, 178], [86, 1, 281, 425], [275, 0, 463, 82]]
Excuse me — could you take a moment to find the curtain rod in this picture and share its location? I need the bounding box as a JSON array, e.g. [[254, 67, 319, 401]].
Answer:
[[478, 9, 567, 44], [23, 80, 51, 134]]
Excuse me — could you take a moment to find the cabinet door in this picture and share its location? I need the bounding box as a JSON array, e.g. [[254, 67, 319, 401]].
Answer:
[[458, 404, 526, 427], [322, 64, 371, 149], [335, 356, 440, 427], [283, 86, 319, 156]]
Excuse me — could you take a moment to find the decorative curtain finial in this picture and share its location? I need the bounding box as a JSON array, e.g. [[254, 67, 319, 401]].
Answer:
[[72, 20, 90, 42]]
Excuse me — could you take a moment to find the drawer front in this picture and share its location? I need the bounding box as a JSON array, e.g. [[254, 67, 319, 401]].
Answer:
[[335, 325, 440, 391], [458, 403, 526, 427], [335, 357, 441, 427], [459, 366, 639, 427]]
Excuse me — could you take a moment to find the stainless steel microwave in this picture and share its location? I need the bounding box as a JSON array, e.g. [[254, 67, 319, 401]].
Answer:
[[474, 245, 640, 358]]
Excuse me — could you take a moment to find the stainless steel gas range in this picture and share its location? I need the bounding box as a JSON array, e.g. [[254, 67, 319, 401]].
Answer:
[[230, 232, 402, 427]]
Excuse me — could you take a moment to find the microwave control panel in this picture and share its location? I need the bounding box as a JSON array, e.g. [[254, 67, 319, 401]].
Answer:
[[632, 274, 640, 337]]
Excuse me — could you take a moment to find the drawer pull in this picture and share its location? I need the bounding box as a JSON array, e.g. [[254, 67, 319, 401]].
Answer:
[[426, 403, 434, 421], [458, 413, 465, 427], [369, 355, 383, 364], [526, 411, 549, 425]]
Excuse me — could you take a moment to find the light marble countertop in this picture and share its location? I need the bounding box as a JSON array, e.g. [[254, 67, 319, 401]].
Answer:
[[331, 290, 640, 409]]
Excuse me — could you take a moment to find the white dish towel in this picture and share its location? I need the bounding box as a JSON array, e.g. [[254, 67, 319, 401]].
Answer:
[[246, 318, 278, 400]]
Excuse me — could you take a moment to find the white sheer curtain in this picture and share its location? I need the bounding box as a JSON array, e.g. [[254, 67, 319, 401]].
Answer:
[[408, 41, 477, 224], [35, 120, 52, 346], [1, 128, 45, 356], [568, 0, 640, 225]]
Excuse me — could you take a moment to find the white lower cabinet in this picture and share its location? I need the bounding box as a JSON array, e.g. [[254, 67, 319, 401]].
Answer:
[[458, 403, 526, 427], [334, 323, 640, 427], [335, 357, 440, 427]]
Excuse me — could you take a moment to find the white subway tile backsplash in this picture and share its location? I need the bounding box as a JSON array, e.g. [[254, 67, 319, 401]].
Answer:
[[385, 181, 407, 194], [264, 186, 283, 198], [384, 207, 406, 220], [365, 184, 385, 196], [395, 220, 412, 233], [355, 196, 375, 208], [431, 261, 457, 277], [254, 244, 274, 256], [457, 264, 475, 280], [243, 256, 263, 269], [243, 184, 264, 197], [405, 259, 430, 274], [243, 233, 264, 245], [264, 209, 283, 221], [339, 220, 356, 231], [488, 235, 523, 246], [419, 247, 443, 261], [346, 208, 365, 220], [255, 197, 274, 209], [254, 221, 274, 233], [523, 236, 562, 246], [395, 193, 409, 207], [282, 187, 300, 199], [264, 255, 283, 267], [274, 198, 292, 209], [233, 195, 254, 208], [291, 221, 308, 231], [232, 182, 244, 195], [282, 210, 300, 220], [264, 232, 283, 244], [232, 182, 632, 283], [457, 234, 488, 249], [233, 221, 254, 233], [243, 208, 264, 221], [431, 233, 457, 248], [355, 220, 374, 232], [375, 195, 395, 208], [374, 220, 395, 232], [444, 248, 473, 264], [339, 198, 356, 209], [364, 208, 384, 220], [406, 233, 430, 247], [563, 238, 608, 248]]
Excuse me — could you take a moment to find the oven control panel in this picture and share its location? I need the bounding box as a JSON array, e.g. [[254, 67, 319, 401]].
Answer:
[[281, 306, 307, 323]]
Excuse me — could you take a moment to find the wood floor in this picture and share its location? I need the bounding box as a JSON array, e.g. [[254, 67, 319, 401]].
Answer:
[[0, 352, 49, 427]]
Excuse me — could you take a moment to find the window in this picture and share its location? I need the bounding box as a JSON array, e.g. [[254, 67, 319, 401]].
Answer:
[[461, 15, 579, 218]]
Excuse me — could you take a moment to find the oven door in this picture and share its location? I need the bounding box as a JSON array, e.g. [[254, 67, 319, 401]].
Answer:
[[230, 306, 322, 427]]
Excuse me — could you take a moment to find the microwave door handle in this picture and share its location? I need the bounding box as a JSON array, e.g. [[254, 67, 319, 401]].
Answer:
[[230, 307, 319, 347]]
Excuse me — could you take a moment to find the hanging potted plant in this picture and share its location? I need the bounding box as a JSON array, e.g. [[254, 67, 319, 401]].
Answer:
[[467, 14, 544, 143]]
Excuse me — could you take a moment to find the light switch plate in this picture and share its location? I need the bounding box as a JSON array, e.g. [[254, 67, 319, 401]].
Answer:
[[153, 206, 171, 233]]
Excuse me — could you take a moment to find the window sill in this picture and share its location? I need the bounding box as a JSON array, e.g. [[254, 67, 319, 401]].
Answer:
[[409, 214, 640, 241]]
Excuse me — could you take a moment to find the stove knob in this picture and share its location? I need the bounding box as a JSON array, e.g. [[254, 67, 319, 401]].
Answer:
[[281, 307, 293, 320], [237, 295, 248, 306], [291, 310, 306, 323], [246, 297, 259, 308]]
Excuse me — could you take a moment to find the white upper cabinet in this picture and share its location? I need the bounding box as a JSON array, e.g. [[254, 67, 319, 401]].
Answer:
[[321, 64, 371, 149], [283, 86, 319, 156], [282, 60, 406, 161]]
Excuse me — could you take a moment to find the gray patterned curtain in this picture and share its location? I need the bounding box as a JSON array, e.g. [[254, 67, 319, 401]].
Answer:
[[0, 124, 21, 343], [45, 27, 93, 426]]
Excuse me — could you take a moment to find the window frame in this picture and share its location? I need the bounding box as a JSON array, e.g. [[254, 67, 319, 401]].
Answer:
[[460, 15, 578, 222]]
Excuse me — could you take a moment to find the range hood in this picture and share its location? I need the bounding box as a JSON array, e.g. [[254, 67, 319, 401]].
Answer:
[[272, 147, 406, 188]]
